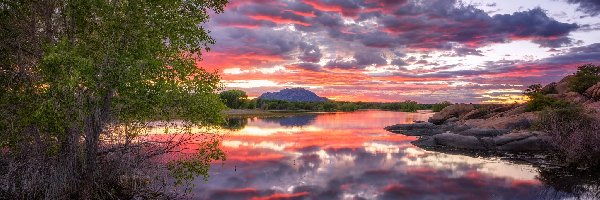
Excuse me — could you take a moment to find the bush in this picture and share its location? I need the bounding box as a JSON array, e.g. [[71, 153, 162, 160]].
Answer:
[[534, 106, 600, 168], [431, 101, 452, 112], [219, 90, 248, 109], [337, 103, 359, 111], [525, 93, 571, 112], [568, 64, 600, 94]]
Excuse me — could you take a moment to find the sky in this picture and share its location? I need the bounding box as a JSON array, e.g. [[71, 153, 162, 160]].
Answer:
[[198, 0, 600, 103]]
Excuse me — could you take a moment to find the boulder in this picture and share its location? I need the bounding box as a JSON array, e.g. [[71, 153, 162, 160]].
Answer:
[[459, 108, 490, 120], [466, 112, 535, 130], [585, 82, 600, 100], [542, 82, 558, 94], [497, 135, 552, 152], [412, 136, 436, 147], [585, 101, 600, 113], [458, 128, 510, 138], [562, 92, 589, 103], [384, 122, 440, 136], [492, 131, 537, 145], [433, 132, 486, 150], [555, 75, 574, 94], [428, 104, 476, 125], [446, 117, 459, 123]]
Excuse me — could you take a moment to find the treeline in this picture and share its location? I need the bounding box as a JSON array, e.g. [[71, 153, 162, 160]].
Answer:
[[254, 100, 452, 112], [219, 90, 454, 112]]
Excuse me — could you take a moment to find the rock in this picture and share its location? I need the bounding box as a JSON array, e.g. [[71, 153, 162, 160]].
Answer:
[[412, 136, 436, 147], [585, 101, 600, 113], [433, 132, 486, 150], [585, 82, 600, 100], [446, 117, 459, 123], [497, 135, 552, 152], [542, 82, 558, 94], [459, 108, 490, 120], [428, 104, 476, 125], [563, 92, 589, 103], [556, 75, 574, 94], [500, 105, 526, 117], [492, 131, 537, 145], [465, 112, 536, 130], [458, 128, 510, 138], [385, 122, 437, 136]]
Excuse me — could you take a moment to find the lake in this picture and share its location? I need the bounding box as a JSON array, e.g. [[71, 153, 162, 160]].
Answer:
[[190, 110, 588, 199]]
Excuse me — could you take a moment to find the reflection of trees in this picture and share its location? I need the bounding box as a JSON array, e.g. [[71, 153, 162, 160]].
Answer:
[[536, 167, 600, 199], [261, 114, 317, 127], [222, 118, 248, 130]]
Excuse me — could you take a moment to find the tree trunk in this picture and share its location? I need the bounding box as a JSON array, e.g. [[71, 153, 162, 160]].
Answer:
[[82, 90, 113, 198]]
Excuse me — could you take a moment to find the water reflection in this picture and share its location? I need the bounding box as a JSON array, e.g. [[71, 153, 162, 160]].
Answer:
[[191, 110, 591, 199], [261, 114, 318, 127]]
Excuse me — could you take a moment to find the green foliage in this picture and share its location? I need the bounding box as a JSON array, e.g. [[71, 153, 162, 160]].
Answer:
[[338, 103, 359, 111], [524, 84, 543, 96], [525, 93, 571, 112], [0, 0, 229, 198], [568, 64, 600, 94], [431, 101, 452, 112], [378, 100, 422, 112], [255, 99, 438, 112], [219, 90, 248, 109]]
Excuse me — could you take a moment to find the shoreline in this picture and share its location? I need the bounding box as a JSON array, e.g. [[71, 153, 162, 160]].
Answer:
[[222, 109, 433, 118]]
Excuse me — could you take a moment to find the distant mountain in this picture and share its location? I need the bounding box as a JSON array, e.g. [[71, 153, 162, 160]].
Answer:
[[258, 88, 328, 102]]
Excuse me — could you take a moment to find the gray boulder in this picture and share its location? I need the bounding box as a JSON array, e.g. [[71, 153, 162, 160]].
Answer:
[[433, 132, 486, 150], [429, 104, 476, 125], [497, 135, 552, 151]]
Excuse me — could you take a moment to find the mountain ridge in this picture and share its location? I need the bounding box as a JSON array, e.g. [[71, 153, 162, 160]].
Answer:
[[258, 88, 328, 102]]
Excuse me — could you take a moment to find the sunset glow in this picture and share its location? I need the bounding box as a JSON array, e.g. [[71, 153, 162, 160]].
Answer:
[[199, 0, 600, 103]]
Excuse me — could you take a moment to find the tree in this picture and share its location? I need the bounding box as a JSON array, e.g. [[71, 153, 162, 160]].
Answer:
[[0, 0, 229, 198], [432, 101, 452, 112], [524, 84, 543, 96], [569, 64, 600, 94], [219, 89, 248, 109]]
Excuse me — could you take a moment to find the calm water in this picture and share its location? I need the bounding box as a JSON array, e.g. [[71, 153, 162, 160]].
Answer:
[[191, 110, 587, 200]]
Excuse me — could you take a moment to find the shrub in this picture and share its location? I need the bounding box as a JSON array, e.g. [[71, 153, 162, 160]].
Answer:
[[568, 64, 600, 94], [524, 93, 571, 112], [534, 106, 600, 168], [337, 103, 359, 111], [431, 101, 452, 112]]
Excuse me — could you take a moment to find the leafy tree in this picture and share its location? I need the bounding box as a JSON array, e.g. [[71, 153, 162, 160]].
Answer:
[[431, 101, 452, 112], [219, 90, 248, 109], [525, 93, 571, 112], [569, 64, 600, 94], [0, 0, 228, 198], [524, 84, 543, 96]]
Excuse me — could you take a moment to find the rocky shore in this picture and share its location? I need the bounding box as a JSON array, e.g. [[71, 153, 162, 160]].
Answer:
[[386, 75, 600, 154], [385, 104, 554, 152]]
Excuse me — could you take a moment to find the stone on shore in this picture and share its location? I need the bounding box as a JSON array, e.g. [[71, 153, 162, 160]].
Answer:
[[497, 133, 552, 152], [433, 132, 487, 150], [428, 104, 475, 125]]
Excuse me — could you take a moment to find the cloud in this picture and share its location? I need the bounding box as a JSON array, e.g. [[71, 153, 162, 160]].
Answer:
[[298, 42, 323, 63], [566, 0, 600, 16], [288, 62, 323, 72], [200, 0, 598, 103]]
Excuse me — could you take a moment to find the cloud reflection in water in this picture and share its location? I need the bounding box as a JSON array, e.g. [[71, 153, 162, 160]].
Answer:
[[194, 110, 566, 199]]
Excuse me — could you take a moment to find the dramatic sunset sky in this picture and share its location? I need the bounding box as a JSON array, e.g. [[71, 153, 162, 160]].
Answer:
[[198, 0, 600, 103]]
